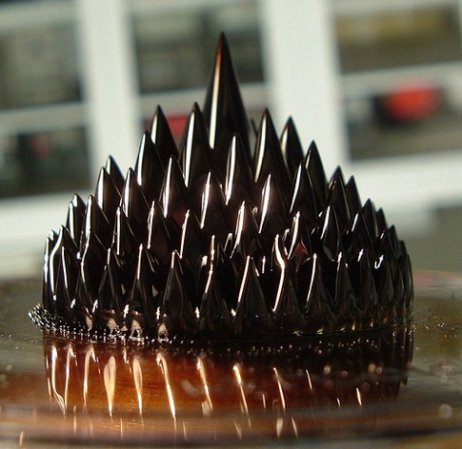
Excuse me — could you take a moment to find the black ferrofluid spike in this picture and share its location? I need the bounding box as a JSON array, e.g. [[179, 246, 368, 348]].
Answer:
[[112, 207, 139, 261], [150, 105, 179, 166], [34, 33, 413, 343], [80, 195, 112, 250], [304, 140, 327, 210], [301, 253, 334, 333], [42, 232, 57, 314], [158, 251, 196, 340], [199, 171, 231, 243], [258, 174, 288, 240], [104, 155, 125, 195], [203, 32, 251, 175], [54, 246, 78, 322], [95, 168, 120, 226], [289, 164, 318, 227], [146, 200, 171, 266], [234, 256, 273, 336], [345, 176, 362, 218], [327, 167, 351, 232], [96, 249, 124, 329], [125, 245, 159, 333], [65, 194, 86, 246], [230, 201, 260, 262], [120, 169, 150, 242], [224, 134, 257, 212], [76, 232, 107, 328], [134, 131, 165, 203], [280, 117, 304, 178], [160, 157, 191, 227], [198, 264, 234, 336], [286, 211, 312, 273], [180, 103, 215, 194], [254, 109, 292, 199], [271, 235, 305, 334]]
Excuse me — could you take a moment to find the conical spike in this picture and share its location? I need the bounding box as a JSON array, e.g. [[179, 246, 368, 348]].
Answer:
[[286, 211, 312, 272], [206, 235, 237, 310], [200, 171, 230, 243], [253, 109, 291, 197], [104, 155, 125, 195], [362, 199, 379, 241], [180, 103, 215, 191], [224, 134, 257, 211], [280, 117, 304, 178], [203, 32, 251, 174], [95, 264, 121, 330], [49, 226, 78, 302], [350, 249, 379, 327], [81, 195, 112, 251], [134, 131, 165, 203], [99, 249, 125, 314], [42, 232, 56, 313], [147, 200, 171, 266], [379, 231, 405, 320], [180, 209, 206, 275], [55, 246, 78, 322], [272, 234, 305, 333], [231, 201, 259, 260], [179, 209, 207, 302], [304, 140, 327, 209], [319, 206, 343, 262], [160, 157, 191, 226], [158, 251, 196, 339], [333, 254, 359, 331], [374, 255, 395, 325], [345, 176, 362, 217], [126, 245, 160, 331], [112, 207, 139, 259], [302, 254, 334, 332], [327, 167, 351, 232], [95, 168, 120, 224], [258, 174, 288, 238], [150, 105, 178, 166], [65, 194, 86, 245], [376, 208, 389, 237], [399, 250, 414, 318], [289, 164, 318, 227], [234, 256, 273, 336], [387, 225, 402, 259], [120, 169, 150, 241], [198, 266, 233, 336], [78, 232, 107, 318], [257, 252, 279, 311], [347, 212, 374, 262], [205, 234, 221, 268]]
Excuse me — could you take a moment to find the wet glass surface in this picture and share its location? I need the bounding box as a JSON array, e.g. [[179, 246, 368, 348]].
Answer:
[[0, 272, 461, 447]]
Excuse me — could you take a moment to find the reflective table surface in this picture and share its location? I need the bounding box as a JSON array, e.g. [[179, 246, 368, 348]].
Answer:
[[0, 271, 461, 448]]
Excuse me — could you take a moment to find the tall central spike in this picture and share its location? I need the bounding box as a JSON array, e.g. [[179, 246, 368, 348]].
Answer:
[[203, 33, 251, 175]]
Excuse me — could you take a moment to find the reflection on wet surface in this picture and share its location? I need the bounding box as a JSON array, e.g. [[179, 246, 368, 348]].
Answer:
[[0, 277, 462, 446]]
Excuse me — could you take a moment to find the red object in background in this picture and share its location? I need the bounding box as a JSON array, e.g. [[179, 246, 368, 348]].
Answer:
[[167, 114, 188, 141], [381, 84, 440, 123]]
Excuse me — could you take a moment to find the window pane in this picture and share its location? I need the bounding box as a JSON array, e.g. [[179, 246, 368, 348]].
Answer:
[[132, 0, 263, 94], [0, 22, 81, 109], [0, 127, 90, 198], [336, 6, 462, 72]]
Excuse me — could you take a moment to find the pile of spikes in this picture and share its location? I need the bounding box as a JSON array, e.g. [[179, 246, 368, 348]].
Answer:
[[33, 34, 413, 342]]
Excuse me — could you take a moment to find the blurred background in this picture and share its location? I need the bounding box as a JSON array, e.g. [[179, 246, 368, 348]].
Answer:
[[0, 0, 462, 279]]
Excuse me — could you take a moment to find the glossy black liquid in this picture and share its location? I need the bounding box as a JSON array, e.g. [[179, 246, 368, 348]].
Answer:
[[31, 34, 413, 343]]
